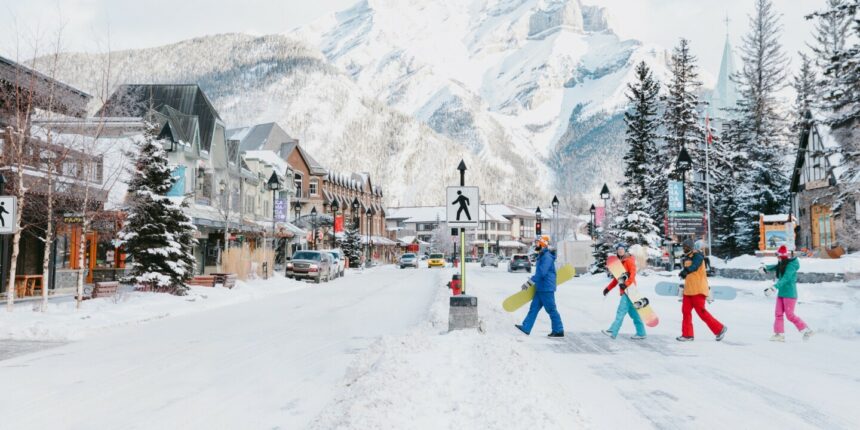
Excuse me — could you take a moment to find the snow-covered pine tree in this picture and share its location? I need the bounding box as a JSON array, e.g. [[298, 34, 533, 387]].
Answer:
[[623, 61, 663, 228], [662, 38, 707, 215], [809, 0, 852, 101], [732, 0, 792, 253], [711, 119, 748, 258], [338, 219, 362, 266], [119, 127, 197, 294], [791, 53, 818, 135], [811, 0, 860, 223]]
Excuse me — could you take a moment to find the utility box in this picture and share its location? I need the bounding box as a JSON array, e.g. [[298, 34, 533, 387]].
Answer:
[[448, 295, 478, 331]]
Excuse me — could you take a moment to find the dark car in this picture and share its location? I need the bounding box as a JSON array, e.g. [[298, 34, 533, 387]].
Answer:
[[508, 254, 532, 273], [286, 251, 334, 283]]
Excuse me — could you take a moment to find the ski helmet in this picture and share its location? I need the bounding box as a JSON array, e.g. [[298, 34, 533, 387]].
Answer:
[[614, 242, 627, 252], [682, 239, 695, 251]]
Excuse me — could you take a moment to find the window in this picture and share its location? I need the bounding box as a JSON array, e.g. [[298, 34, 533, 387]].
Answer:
[[294, 173, 303, 198], [310, 179, 319, 196], [227, 140, 239, 165]]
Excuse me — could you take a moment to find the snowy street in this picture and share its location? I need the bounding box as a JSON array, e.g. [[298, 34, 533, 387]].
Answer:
[[0, 267, 442, 429], [2, 264, 858, 429]]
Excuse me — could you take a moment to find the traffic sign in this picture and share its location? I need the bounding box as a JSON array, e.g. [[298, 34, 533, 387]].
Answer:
[[446, 186, 479, 229], [0, 196, 16, 234]]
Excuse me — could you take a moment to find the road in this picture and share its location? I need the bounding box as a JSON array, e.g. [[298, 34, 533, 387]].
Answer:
[[0, 266, 443, 430]]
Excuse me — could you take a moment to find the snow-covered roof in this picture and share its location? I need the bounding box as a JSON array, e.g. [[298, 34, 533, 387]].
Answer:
[[762, 214, 791, 223], [243, 150, 289, 175]]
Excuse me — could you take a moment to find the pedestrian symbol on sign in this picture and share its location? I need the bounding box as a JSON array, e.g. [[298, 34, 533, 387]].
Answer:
[[452, 191, 471, 221], [0, 202, 7, 227]]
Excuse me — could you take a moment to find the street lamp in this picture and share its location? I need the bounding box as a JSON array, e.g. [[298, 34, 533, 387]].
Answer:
[[589, 204, 596, 240], [551, 195, 559, 243], [310, 206, 318, 250], [351, 197, 360, 229], [535, 206, 542, 237], [600, 183, 610, 228], [365, 207, 373, 267], [331, 199, 340, 248], [267, 172, 282, 272], [219, 179, 229, 254], [676, 147, 693, 213]]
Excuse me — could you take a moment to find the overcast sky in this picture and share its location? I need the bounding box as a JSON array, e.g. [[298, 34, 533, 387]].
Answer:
[[0, 0, 826, 77]]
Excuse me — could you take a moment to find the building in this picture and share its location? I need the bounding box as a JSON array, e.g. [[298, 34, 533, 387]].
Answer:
[[707, 32, 740, 121], [323, 171, 395, 260], [790, 117, 859, 253]]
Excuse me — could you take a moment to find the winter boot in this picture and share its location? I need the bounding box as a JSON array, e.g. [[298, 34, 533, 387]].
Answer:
[[630, 334, 646, 340], [716, 326, 728, 341], [515, 324, 529, 335], [548, 331, 564, 338], [802, 328, 814, 341], [770, 333, 785, 342], [601, 329, 615, 339], [676, 336, 694, 342]]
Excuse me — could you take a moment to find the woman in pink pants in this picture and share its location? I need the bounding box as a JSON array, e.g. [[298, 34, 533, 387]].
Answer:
[[761, 245, 813, 342]]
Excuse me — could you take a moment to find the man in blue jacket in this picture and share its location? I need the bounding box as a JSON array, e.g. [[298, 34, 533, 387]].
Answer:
[[516, 235, 564, 337]]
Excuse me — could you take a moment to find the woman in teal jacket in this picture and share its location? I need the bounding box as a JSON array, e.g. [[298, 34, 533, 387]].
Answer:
[[761, 245, 813, 342]]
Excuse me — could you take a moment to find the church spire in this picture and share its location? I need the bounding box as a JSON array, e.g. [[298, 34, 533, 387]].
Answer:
[[709, 25, 740, 120]]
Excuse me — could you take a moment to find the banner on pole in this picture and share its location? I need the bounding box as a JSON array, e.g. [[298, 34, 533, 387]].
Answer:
[[668, 180, 685, 212]]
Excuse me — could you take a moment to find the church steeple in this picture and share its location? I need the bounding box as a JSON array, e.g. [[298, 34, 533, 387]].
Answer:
[[709, 26, 740, 119]]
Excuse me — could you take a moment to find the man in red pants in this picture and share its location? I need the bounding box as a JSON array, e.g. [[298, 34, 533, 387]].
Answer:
[[676, 239, 727, 342]]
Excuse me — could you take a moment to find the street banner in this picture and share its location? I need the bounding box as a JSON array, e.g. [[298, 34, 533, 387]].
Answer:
[[334, 215, 344, 233], [668, 180, 685, 212], [274, 199, 286, 222]]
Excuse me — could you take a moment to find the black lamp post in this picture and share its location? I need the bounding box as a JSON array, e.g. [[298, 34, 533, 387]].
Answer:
[[351, 197, 360, 229], [365, 207, 372, 267], [551, 195, 559, 242], [535, 206, 542, 237], [676, 146, 693, 213], [267, 172, 282, 272], [310, 206, 318, 250], [331, 199, 340, 248], [600, 183, 611, 227], [589, 204, 597, 240]]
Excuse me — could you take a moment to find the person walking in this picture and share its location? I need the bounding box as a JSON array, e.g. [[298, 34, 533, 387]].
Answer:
[[676, 239, 727, 342], [761, 245, 813, 342], [515, 235, 564, 337], [601, 243, 646, 340]]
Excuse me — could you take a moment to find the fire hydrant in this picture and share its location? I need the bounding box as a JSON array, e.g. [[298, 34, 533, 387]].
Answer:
[[447, 273, 462, 296]]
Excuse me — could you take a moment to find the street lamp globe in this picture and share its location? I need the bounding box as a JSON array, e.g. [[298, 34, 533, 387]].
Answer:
[[266, 171, 281, 191], [551, 195, 559, 210], [600, 183, 610, 201], [590, 204, 596, 215], [535, 206, 542, 221], [310, 206, 317, 216], [331, 199, 340, 213], [676, 147, 693, 173]]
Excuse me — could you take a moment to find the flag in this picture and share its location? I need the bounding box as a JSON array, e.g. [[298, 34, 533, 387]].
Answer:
[[705, 114, 713, 145]]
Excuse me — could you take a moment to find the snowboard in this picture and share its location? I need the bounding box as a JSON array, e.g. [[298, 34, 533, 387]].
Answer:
[[654, 282, 738, 300], [502, 264, 575, 312], [606, 255, 659, 327]]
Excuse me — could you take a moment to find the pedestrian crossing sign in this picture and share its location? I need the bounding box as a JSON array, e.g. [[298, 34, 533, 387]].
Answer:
[[446, 187, 479, 229]]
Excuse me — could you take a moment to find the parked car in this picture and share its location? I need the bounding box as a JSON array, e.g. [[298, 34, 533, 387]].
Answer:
[[399, 253, 419, 269], [327, 250, 346, 278], [286, 251, 334, 283], [420, 254, 429, 261], [480, 253, 499, 267], [508, 254, 532, 273], [428, 253, 446, 268]]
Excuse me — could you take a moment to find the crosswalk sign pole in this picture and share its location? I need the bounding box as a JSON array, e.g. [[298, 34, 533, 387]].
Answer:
[[460, 228, 466, 294]]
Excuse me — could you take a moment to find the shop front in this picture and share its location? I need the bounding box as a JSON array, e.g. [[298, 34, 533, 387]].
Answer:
[[53, 211, 126, 290]]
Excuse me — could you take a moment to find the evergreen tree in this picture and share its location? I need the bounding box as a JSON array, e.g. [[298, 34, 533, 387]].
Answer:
[[809, 0, 852, 100], [623, 61, 663, 226], [337, 219, 362, 266], [732, 0, 791, 253], [662, 38, 707, 214], [791, 53, 818, 135], [711, 119, 748, 258], [119, 127, 197, 294]]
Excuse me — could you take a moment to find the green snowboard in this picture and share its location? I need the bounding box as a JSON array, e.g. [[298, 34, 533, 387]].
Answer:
[[502, 264, 575, 312]]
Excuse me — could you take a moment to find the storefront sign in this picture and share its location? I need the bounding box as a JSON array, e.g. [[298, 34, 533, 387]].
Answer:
[[63, 212, 84, 224], [91, 220, 115, 232]]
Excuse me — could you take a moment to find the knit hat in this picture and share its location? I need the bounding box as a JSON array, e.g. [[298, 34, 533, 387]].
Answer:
[[536, 235, 550, 249], [777, 245, 790, 260]]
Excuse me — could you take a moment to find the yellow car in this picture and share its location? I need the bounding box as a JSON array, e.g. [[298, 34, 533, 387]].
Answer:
[[428, 253, 446, 268]]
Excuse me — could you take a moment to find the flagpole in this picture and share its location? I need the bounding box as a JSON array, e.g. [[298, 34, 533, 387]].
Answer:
[[705, 115, 713, 257]]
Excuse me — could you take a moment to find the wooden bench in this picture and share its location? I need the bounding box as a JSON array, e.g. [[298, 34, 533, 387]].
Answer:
[[211, 273, 237, 289], [187, 275, 217, 288], [78, 281, 119, 300]]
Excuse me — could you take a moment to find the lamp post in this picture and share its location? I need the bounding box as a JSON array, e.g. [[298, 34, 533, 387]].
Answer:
[[675, 147, 693, 213], [535, 206, 542, 238], [310, 206, 318, 250], [267, 172, 282, 275], [589, 204, 597, 240], [600, 183, 610, 228], [365, 207, 372, 267], [331, 199, 340, 249], [219, 179, 229, 255], [351, 197, 360, 229], [551, 195, 559, 243]]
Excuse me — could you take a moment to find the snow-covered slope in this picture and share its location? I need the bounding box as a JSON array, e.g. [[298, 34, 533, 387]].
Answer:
[[295, 0, 672, 197], [37, 34, 545, 206]]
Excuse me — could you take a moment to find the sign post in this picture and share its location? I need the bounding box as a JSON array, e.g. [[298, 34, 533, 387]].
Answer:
[[447, 185, 479, 293], [0, 195, 16, 308]]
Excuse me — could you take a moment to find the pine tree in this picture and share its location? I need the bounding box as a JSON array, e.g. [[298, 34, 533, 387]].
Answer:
[[732, 0, 791, 253], [119, 127, 197, 294], [809, 0, 852, 101], [661, 39, 707, 215], [791, 53, 818, 135], [623, 61, 663, 227], [711, 119, 748, 258], [337, 219, 362, 267]]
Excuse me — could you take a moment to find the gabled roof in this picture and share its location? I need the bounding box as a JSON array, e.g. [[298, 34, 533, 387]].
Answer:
[[790, 116, 845, 192], [297, 145, 327, 176], [0, 55, 91, 118], [98, 84, 222, 152]]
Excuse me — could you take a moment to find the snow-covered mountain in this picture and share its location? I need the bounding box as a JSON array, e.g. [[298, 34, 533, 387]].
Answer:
[[295, 0, 672, 199], [38, 34, 546, 206]]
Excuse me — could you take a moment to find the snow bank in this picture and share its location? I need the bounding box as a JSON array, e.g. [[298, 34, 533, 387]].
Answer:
[[310, 272, 586, 429], [713, 253, 860, 274], [0, 275, 307, 341]]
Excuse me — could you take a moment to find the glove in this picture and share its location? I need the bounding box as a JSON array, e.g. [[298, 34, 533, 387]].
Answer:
[[678, 271, 687, 279], [764, 286, 776, 297], [706, 295, 715, 304], [602, 287, 610, 296], [619, 283, 628, 292], [618, 274, 628, 285], [758, 265, 767, 275], [521, 280, 534, 291]]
